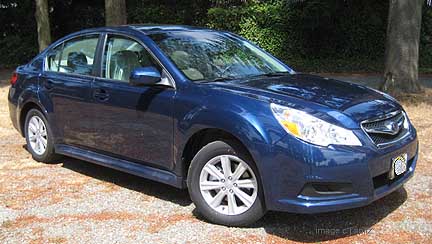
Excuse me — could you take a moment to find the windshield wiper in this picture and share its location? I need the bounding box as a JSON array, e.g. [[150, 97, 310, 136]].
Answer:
[[196, 71, 291, 83], [196, 76, 237, 83], [251, 71, 292, 78]]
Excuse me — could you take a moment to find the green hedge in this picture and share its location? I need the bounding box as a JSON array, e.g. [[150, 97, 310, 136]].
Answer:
[[206, 0, 431, 73], [0, 0, 38, 69], [420, 5, 432, 73], [0, 0, 431, 73]]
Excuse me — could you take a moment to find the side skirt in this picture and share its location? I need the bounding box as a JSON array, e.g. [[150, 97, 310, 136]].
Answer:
[[55, 144, 186, 189]]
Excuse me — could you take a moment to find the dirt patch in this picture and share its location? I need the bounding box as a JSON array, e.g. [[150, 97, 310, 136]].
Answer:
[[3, 211, 142, 229], [146, 213, 198, 233]]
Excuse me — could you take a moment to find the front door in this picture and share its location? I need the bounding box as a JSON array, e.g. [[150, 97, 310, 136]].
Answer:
[[90, 34, 175, 170]]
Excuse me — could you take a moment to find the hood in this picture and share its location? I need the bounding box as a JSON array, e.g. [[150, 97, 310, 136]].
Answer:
[[213, 74, 401, 122]]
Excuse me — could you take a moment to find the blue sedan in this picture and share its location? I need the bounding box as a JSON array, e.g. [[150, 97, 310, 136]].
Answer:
[[8, 25, 418, 226]]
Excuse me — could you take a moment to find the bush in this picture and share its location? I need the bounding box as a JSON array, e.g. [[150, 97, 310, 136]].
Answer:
[[207, 6, 245, 32], [128, 0, 211, 26], [0, 0, 431, 73], [0, 35, 38, 69], [206, 0, 431, 73], [0, 0, 38, 68], [420, 6, 432, 73]]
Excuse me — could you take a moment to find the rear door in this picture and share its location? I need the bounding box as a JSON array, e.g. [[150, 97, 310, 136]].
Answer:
[[90, 33, 176, 170], [41, 34, 101, 147]]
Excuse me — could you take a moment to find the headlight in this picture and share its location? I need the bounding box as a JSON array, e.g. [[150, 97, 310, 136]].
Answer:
[[270, 103, 362, 147]]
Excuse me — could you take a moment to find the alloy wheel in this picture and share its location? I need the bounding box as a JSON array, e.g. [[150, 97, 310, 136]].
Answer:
[[199, 155, 258, 215], [27, 115, 48, 155]]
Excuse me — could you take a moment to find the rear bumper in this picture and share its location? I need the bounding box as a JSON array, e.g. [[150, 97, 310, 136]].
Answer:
[[257, 126, 418, 214], [8, 87, 20, 133]]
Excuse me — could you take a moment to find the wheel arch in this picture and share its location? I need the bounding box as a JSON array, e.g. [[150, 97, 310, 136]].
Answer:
[[181, 127, 268, 210], [18, 101, 47, 137], [180, 127, 268, 198], [181, 128, 255, 177], [175, 99, 274, 187]]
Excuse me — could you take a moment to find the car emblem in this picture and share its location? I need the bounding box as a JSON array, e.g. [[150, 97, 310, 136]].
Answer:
[[363, 114, 404, 136], [386, 121, 396, 132], [383, 120, 401, 135]]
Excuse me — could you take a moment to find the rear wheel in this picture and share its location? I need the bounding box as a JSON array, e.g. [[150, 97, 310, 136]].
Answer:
[[24, 109, 59, 162], [187, 140, 265, 226]]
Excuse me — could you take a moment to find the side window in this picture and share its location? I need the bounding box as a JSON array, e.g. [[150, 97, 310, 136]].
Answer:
[[45, 44, 62, 72], [102, 35, 161, 83], [58, 35, 99, 75]]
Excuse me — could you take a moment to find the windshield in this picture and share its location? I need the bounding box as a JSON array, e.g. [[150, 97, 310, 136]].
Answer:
[[149, 31, 291, 81]]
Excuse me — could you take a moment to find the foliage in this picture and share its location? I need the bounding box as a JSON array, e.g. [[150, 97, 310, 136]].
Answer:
[[206, 0, 392, 72], [207, 6, 245, 32], [0, 0, 431, 73], [128, 0, 211, 26], [420, 5, 432, 73], [0, 0, 38, 68]]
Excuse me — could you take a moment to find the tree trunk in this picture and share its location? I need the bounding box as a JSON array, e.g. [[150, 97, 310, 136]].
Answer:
[[105, 0, 127, 26], [381, 0, 424, 95], [35, 0, 51, 52]]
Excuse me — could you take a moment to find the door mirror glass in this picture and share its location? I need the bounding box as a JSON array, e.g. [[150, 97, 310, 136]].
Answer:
[[130, 66, 161, 86]]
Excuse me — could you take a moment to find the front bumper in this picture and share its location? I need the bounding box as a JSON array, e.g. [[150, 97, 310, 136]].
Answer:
[[258, 127, 418, 214]]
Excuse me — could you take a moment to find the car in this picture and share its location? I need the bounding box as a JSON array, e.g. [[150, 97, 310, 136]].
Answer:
[[8, 25, 418, 227]]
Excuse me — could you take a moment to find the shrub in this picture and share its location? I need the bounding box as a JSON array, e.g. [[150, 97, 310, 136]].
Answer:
[[0, 0, 430, 72]]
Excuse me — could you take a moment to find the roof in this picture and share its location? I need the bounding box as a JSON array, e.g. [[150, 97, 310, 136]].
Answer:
[[61, 24, 223, 41], [127, 24, 216, 34]]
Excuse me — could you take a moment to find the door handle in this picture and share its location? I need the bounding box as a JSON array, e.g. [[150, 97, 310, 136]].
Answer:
[[44, 80, 55, 90], [93, 88, 110, 101]]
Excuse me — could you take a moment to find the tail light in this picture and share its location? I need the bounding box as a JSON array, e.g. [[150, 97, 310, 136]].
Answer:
[[10, 72, 18, 85]]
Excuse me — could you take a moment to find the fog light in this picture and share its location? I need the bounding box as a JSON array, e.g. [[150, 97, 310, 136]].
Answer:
[[300, 182, 353, 197]]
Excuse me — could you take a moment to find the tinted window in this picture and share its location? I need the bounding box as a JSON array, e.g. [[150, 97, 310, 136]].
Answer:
[[45, 44, 62, 72], [150, 31, 289, 81], [102, 35, 160, 82], [58, 35, 99, 75]]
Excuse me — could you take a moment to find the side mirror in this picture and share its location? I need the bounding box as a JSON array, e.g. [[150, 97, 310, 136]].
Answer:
[[130, 66, 161, 86]]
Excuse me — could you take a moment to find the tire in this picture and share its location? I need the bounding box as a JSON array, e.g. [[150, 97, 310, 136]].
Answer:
[[187, 140, 265, 226], [24, 108, 59, 162]]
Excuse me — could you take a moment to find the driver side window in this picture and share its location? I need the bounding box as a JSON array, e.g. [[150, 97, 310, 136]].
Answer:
[[102, 35, 161, 83]]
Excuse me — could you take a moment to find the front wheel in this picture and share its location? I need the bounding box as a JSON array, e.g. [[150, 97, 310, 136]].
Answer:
[[187, 140, 265, 226]]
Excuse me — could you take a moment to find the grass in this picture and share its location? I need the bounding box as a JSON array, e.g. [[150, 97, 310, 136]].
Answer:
[[395, 88, 432, 106]]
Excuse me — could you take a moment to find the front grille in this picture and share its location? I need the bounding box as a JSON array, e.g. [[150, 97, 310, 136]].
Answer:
[[361, 111, 409, 147], [362, 112, 404, 131]]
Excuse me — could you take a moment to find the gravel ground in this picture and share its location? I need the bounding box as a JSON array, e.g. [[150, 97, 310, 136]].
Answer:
[[0, 70, 431, 243]]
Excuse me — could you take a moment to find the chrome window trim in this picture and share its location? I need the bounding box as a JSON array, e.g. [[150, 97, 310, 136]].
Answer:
[[360, 110, 410, 148], [99, 32, 176, 89], [43, 70, 97, 80]]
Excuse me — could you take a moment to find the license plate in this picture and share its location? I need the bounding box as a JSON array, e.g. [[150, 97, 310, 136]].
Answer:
[[389, 153, 408, 180]]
